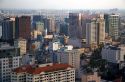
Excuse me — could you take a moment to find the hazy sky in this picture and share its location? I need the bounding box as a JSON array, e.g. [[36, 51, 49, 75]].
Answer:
[[0, 0, 125, 9]]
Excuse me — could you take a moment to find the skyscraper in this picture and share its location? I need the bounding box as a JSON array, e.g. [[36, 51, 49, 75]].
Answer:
[[109, 14, 120, 40], [86, 15, 105, 46], [44, 18, 55, 33], [96, 15, 105, 44], [60, 23, 69, 35], [104, 14, 109, 33], [15, 17, 19, 39], [2, 18, 15, 41], [69, 13, 82, 38], [81, 19, 91, 39], [32, 15, 43, 29], [0, 26, 2, 38], [86, 22, 96, 45], [15, 16, 31, 40], [36, 22, 44, 35]]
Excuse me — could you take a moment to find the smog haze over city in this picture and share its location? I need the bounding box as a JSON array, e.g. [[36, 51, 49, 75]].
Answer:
[[0, 0, 125, 9]]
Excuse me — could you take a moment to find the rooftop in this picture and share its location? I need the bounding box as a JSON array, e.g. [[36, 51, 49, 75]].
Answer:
[[104, 45, 120, 50], [109, 46, 120, 50], [13, 63, 73, 75], [0, 42, 19, 50]]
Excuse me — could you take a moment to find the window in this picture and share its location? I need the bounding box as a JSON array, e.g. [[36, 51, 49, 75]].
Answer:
[[88, 81, 96, 82], [124, 55, 125, 60]]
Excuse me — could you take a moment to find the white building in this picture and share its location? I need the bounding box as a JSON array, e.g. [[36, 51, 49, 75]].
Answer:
[[11, 63, 75, 82], [53, 41, 61, 51], [49, 41, 63, 51], [0, 43, 21, 82], [0, 56, 22, 82], [14, 39, 27, 55], [65, 45, 73, 50], [86, 15, 105, 46], [86, 22, 97, 45], [57, 48, 83, 78], [101, 45, 125, 63]]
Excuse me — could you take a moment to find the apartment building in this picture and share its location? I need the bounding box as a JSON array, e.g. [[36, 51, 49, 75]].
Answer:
[[57, 48, 83, 78], [11, 63, 75, 82], [0, 56, 22, 82], [101, 44, 125, 63], [0, 43, 21, 82]]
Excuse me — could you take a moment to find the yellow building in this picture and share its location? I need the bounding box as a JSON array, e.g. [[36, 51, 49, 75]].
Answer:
[[81, 72, 101, 82]]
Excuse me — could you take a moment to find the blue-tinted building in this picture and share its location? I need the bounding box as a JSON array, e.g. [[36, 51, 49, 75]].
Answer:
[[104, 14, 109, 33], [32, 15, 44, 29], [2, 18, 15, 40], [15, 17, 19, 39], [60, 23, 68, 36]]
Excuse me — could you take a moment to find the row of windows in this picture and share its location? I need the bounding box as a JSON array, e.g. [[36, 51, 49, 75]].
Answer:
[[32, 79, 75, 82], [12, 77, 75, 82], [11, 72, 75, 82], [33, 75, 75, 80]]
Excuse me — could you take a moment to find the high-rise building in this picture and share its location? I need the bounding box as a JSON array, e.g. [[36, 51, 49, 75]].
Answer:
[[109, 14, 120, 40], [0, 25, 2, 38], [60, 23, 69, 35], [0, 43, 21, 82], [15, 17, 19, 39], [55, 21, 61, 33], [69, 13, 82, 38], [15, 16, 31, 50], [86, 15, 105, 46], [32, 15, 43, 29], [86, 22, 96, 45], [32, 15, 43, 23], [57, 48, 82, 78], [81, 19, 91, 39], [96, 15, 105, 44], [15, 16, 31, 40], [36, 22, 44, 34], [2, 18, 15, 40], [104, 14, 110, 33], [44, 18, 55, 33], [11, 63, 75, 82]]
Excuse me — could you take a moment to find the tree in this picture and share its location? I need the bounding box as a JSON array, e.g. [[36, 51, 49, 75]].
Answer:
[[81, 65, 93, 73], [80, 53, 86, 60]]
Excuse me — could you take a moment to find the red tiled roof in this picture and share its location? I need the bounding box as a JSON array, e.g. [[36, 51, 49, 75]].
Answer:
[[13, 64, 73, 75], [13, 65, 33, 73]]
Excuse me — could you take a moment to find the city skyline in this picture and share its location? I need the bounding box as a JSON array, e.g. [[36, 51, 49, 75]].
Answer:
[[0, 0, 125, 9], [1, 0, 125, 81]]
